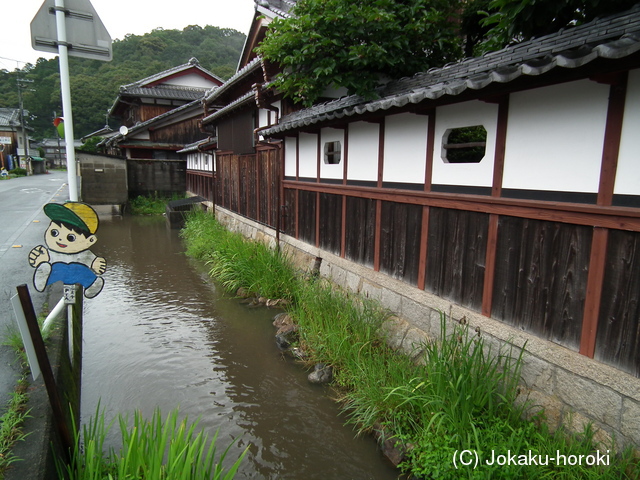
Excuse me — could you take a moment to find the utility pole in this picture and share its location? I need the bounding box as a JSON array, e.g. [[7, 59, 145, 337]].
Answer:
[[16, 77, 34, 172]]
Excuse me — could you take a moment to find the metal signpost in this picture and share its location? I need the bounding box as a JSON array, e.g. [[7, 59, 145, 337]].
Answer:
[[30, 0, 112, 201]]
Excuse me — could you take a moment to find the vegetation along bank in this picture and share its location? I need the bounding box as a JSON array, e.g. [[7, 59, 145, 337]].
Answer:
[[180, 210, 640, 480]]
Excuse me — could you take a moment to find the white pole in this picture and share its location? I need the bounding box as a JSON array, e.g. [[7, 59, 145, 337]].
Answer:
[[54, 0, 78, 201]]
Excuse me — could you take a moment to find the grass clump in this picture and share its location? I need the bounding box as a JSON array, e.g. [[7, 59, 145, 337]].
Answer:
[[57, 407, 246, 480], [181, 210, 299, 301], [129, 193, 184, 215], [180, 211, 639, 480], [0, 380, 31, 476]]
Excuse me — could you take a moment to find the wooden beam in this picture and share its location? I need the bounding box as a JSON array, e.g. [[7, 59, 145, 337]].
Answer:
[[482, 214, 500, 316], [492, 96, 509, 197], [417, 206, 430, 290], [580, 227, 609, 358], [579, 73, 627, 358], [598, 72, 628, 207], [281, 179, 640, 232], [377, 120, 385, 188], [374, 199, 382, 272], [424, 110, 435, 193]]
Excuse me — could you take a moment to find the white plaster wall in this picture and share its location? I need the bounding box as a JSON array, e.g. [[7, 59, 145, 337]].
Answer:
[[503, 80, 609, 192], [284, 137, 297, 178], [615, 69, 640, 196], [162, 73, 216, 89], [258, 109, 269, 129], [320, 128, 345, 180], [298, 133, 318, 179], [347, 121, 379, 182], [383, 113, 428, 184], [432, 100, 498, 187]]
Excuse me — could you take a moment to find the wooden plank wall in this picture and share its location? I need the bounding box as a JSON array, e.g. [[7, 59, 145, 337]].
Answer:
[[596, 229, 640, 377], [186, 171, 214, 202], [216, 150, 280, 229], [426, 208, 489, 311], [492, 217, 591, 350]]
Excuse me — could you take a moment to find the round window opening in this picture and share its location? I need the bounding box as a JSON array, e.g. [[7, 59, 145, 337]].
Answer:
[[442, 125, 487, 163]]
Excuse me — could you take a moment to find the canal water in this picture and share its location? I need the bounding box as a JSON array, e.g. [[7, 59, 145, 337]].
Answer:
[[81, 215, 400, 479]]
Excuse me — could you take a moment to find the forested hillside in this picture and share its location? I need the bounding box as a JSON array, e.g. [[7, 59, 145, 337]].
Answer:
[[0, 25, 245, 139]]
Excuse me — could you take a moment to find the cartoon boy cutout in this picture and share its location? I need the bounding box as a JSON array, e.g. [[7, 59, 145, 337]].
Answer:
[[29, 202, 106, 298]]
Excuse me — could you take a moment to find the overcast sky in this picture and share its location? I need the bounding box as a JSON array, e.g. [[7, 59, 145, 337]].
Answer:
[[1, 0, 256, 71]]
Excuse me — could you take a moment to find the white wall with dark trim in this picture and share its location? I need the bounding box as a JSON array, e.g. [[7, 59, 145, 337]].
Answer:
[[503, 79, 609, 193]]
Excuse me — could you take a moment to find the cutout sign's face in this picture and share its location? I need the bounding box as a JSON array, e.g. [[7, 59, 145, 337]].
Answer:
[[45, 222, 96, 255]]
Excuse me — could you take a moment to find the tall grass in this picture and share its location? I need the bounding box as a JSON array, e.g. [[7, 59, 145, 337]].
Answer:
[[180, 211, 639, 480], [181, 211, 299, 301], [57, 407, 246, 480]]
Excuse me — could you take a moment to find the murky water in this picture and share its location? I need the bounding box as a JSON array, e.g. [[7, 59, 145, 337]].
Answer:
[[81, 215, 400, 479]]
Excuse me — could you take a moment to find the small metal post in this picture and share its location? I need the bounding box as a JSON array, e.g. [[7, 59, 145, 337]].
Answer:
[[16, 284, 73, 462]]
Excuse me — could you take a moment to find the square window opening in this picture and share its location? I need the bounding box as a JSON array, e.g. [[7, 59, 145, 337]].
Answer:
[[324, 141, 341, 165]]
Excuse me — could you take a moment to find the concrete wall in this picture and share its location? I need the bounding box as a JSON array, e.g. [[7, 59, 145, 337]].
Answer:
[[77, 152, 128, 205], [214, 205, 640, 450]]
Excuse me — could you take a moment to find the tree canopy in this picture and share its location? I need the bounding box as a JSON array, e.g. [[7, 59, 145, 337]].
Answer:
[[0, 25, 245, 140], [256, 0, 463, 106], [257, 0, 639, 106]]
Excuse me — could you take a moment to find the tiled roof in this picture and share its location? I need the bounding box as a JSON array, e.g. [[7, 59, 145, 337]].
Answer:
[[0, 108, 21, 127], [122, 57, 224, 89], [178, 137, 217, 153], [203, 57, 262, 104], [255, 0, 298, 19], [262, 4, 640, 136], [202, 91, 256, 125], [119, 85, 209, 101], [106, 99, 202, 147]]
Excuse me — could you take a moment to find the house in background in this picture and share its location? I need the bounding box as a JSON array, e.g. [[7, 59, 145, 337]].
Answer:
[[210, 1, 640, 447], [0, 107, 34, 170], [179, 137, 217, 203], [104, 58, 224, 198], [38, 137, 82, 168], [196, 0, 301, 231]]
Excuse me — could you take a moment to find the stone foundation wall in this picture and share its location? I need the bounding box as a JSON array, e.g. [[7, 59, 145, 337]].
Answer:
[[214, 206, 640, 449]]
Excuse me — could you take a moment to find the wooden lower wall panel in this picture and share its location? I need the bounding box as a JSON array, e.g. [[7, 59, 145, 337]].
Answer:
[[319, 193, 342, 255], [491, 216, 591, 350], [379, 202, 422, 286], [595, 229, 640, 377], [426, 208, 488, 311], [344, 197, 376, 268]]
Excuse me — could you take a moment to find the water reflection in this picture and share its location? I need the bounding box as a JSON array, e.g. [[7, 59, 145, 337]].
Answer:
[[82, 215, 399, 479]]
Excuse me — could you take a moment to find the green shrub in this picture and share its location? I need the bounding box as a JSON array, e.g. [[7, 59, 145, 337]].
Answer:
[[129, 193, 183, 215], [9, 168, 27, 177]]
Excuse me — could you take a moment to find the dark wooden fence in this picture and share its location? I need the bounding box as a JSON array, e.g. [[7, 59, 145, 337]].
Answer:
[[216, 148, 280, 229], [186, 170, 215, 202], [216, 148, 640, 378]]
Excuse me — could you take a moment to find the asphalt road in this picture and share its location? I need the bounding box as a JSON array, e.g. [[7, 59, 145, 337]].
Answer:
[[0, 170, 70, 409]]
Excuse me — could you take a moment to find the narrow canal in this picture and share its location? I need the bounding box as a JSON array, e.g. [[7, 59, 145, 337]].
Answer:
[[81, 215, 400, 479]]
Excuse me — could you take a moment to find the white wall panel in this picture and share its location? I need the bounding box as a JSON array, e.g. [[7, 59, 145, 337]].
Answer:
[[615, 69, 640, 196], [503, 80, 608, 193], [284, 137, 297, 177], [298, 133, 318, 179], [383, 113, 428, 184], [432, 101, 498, 187], [347, 121, 379, 182]]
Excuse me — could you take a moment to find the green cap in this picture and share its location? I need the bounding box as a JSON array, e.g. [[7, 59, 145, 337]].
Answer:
[[43, 202, 99, 235]]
